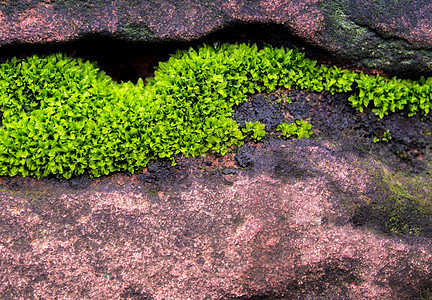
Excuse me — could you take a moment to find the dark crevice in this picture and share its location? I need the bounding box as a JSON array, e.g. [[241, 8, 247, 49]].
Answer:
[[0, 23, 336, 84], [0, 36, 186, 84]]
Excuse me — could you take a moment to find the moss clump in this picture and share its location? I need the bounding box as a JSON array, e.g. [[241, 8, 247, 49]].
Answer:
[[242, 121, 266, 142], [1, 42, 432, 179], [276, 120, 313, 139]]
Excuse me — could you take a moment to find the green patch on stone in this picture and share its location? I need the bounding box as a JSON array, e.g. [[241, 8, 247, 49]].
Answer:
[[119, 23, 156, 42], [320, 1, 376, 54], [366, 170, 432, 236], [419, 286, 432, 300], [319, 0, 432, 74], [381, 174, 432, 235]]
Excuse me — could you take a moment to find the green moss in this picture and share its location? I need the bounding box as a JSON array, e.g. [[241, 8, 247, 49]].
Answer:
[[276, 120, 313, 139], [373, 172, 432, 236], [350, 163, 432, 237], [242, 121, 266, 142], [320, 1, 379, 57], [420, 287, 432, 300], [1, 42, 432, 179]]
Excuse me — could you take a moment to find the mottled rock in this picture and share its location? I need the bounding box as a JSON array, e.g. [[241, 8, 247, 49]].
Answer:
[[0, 0, 432, 75], [1, 137, 432, 299], [1, 1, 432, 298]]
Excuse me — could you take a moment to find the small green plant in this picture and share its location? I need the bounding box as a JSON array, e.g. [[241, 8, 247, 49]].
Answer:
[[295, 120, 314, 139], [277, 122, 298, 139], [242, 121, 266, 141], [373, 130, 391, 143], [276, 120, 313, 139], [382, 130, 392, 142], [348, 73, 432, 118], [274, 91, 290, 105]]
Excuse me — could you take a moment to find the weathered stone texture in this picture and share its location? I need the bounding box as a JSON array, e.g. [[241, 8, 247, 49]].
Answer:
[[1, 140, 431, 299], [1, 0, 432, 74]]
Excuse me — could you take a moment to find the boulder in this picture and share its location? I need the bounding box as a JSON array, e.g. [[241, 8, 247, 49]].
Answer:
[[1, 1, 432, 298], [1, 89, 432, 299], [1, 139, 432, 299], [0, 0, 431, 75]]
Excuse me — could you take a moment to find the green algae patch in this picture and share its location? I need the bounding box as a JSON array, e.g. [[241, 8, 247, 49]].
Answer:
[[377, 172, 432, 236], [352, 169, 432, 237]]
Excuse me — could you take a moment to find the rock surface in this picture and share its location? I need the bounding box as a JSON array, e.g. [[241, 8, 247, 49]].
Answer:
[[1, 139, 432, 299], [1, 1, 432, 297], [1, 88, 432, 299], [0, 0, 432, 75]]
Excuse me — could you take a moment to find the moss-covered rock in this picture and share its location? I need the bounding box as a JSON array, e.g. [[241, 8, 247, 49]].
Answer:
[[1, 0, 432, 75], [349, 167, 432, 237], [319, 0, 432, 76], [367, 171, 432, 236]]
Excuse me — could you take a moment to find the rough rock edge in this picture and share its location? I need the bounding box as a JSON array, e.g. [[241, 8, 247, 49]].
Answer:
[[1, 0, 432, 75]]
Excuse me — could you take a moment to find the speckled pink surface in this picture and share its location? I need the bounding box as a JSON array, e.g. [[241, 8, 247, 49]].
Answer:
[[1, 0, 431, 48], [0, 0, 324, 44], [0, 139, 431, 299]]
